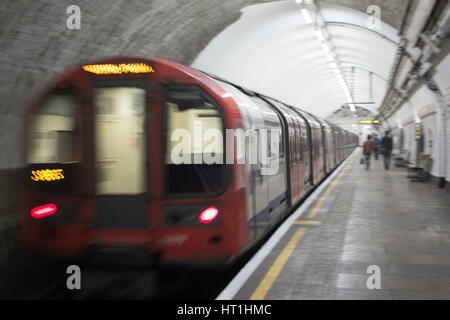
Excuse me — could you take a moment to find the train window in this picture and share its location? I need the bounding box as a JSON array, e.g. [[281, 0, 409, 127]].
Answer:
[[164, 88, 225, 195], [28, 94, 81, 164]]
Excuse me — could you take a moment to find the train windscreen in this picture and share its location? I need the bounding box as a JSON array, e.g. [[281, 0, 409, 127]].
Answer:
[[27, 93, 82, 194], [28, 94, 81, 165], [164, 88, 225, 196]]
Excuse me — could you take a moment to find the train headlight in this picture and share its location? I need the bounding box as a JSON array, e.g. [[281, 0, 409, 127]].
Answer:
[[164, 204, 220, 226], [198, 206, 219, 224], [31, 203, 57, 219]]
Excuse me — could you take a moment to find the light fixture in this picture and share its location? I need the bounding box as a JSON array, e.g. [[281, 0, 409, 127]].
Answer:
[[301, 8, 312, 24], [31, 203, 58, 219], [199, 206, 219, 224], [327, 54, 336, 63], [321, 42, 331, 53], [315, 29, 325, 42], [305, 0, 355, 113]]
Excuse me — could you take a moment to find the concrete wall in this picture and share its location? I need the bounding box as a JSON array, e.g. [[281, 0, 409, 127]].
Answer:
[[433, 54, 450, 183]]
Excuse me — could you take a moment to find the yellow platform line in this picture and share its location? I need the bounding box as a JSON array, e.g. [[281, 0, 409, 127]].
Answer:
[[306, 156, 356, 219], [293, 220, 322, 226], [250, 228, 306, 300], [248, 153, 357, 300]]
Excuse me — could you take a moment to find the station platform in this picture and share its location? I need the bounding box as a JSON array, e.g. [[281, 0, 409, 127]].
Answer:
[[219, 149, 450, 300]]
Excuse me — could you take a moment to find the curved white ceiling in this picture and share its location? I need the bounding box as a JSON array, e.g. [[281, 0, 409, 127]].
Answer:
[[192, 0, 400, 118]]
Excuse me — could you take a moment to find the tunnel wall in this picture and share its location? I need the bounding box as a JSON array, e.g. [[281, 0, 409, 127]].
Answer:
[[0, 0, 279, 255], [433, 54, 450, 185], [388, 52, 450, 184]]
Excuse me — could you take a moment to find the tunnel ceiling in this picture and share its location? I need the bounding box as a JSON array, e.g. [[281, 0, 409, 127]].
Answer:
[[1, 0, 404, 116], [192, 0, 405, 118]]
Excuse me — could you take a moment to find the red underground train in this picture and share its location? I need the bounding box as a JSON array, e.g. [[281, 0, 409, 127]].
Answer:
[[20, 57, 357, 269]]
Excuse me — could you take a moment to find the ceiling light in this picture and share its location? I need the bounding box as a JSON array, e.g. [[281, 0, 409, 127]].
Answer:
[[326, 54, 336, 63], [315, 29, 325, 42], [321, 43, 331, 53], [301, 8, 312, 24]]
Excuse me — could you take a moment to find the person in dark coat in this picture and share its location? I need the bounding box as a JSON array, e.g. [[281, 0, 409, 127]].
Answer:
[[362, 135, 374, 170], [373, 134, 381, 160], [380, 131, 393, 170]]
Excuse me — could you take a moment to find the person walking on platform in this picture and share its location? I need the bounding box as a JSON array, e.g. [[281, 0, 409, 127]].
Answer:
[[381, 131, 393, 170], [363, 135, 374, 170], [373, 134, 381, 160]]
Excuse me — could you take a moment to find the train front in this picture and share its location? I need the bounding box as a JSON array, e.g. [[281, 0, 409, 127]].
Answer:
[[20, 57, 248, 270]]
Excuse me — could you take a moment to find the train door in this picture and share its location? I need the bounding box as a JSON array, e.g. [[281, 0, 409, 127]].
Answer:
[[282, 107, 303, 204], [335, 130, 341, 163], [260, 104, 287, 224], [293, 115, 303, 201], [318, 125, 325, 176], [92, 83, 149, 230], [323, 122, 333, 173], [287, 113, 299, 204], [252, 127, 270, 236], [332, 126, 337, 165], [266, 99, 297, 208], [295, 115, 308, 197], [235, 96, 269, 237], [284, 113, 296, 205], [302, 119, 312, 189]]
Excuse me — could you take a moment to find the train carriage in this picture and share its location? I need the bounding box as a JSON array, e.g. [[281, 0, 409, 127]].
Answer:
[[21, 57, 357, 268]]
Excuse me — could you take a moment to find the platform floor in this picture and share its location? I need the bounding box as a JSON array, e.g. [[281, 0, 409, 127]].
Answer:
[[224, 149, 450, 300]]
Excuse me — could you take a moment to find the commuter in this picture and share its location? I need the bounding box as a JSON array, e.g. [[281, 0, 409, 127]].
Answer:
[[380, 131, 393, 170], [373, 134, 381, 160], [362, 135, 374, 170]]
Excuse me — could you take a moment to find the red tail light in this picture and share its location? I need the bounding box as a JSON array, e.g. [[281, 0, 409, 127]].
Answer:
[[31, 203, 57, 219], [198, 206, 219, 224]]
